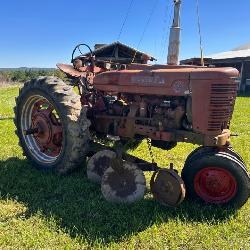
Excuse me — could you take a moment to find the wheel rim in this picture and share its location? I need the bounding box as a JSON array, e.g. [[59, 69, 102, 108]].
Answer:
[[194, 167, 237, 203], [21, 95, 63, 164]]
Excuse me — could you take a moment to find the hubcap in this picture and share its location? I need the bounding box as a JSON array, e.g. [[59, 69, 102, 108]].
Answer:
[[194, 167, 237, 203], [21, 95, 63, 164]]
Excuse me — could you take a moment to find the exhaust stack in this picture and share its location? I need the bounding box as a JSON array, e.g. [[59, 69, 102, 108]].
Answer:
[[167, 0, 182, 65]]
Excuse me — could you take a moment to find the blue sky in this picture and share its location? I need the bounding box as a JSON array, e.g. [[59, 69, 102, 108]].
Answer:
[[0, 0, 249, 68]]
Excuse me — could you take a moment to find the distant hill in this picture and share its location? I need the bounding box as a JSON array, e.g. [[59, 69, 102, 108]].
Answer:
[[0, 67, 56, 72]]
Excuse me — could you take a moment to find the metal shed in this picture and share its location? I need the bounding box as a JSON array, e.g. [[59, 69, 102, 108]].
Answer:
[[181, 42, 250, 93]]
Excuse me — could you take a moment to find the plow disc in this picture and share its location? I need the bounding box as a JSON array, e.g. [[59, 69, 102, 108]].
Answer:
[[87, 150, 117, 183], [150, 169, 186, 207], [101, 159, 146, 204]]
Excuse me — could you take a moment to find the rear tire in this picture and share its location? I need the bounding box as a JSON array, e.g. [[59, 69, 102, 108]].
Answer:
[[14, 76, 90, 174], [182, 152, 250, 208]]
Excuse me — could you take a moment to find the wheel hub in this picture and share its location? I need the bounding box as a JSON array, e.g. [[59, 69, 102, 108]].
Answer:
[[32, 112, 52, 144], [29, 100, 63, 157], [194, 167, 237, 203]]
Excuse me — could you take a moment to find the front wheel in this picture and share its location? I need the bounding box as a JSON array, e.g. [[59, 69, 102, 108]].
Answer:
[[182, 152, 250, 208], [14, 76, 90, 174]]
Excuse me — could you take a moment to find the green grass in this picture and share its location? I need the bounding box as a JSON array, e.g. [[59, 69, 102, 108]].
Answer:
[[0, 85, 249, 249]]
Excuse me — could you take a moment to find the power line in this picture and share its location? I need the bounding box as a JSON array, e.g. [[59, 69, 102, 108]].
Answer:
[[117, 0, 135, 41], [131, 0, 159, 63], [109, 0, 135, 63], [159, 0, 172, 63], [158, 0, 169, 60]]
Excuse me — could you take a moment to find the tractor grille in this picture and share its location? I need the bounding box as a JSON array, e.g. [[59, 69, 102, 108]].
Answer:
[[208, 82, 238, 132]]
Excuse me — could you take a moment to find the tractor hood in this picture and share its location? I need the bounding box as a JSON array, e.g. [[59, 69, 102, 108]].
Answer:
[[93, 66, 239, 96]]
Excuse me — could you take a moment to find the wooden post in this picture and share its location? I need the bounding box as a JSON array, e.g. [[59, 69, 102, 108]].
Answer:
[[115, 46, 119, 60], [239, 61, 245, 93]]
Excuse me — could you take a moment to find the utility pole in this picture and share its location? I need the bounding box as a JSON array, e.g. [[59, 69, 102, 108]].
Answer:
[[167, 0, 181, 65]]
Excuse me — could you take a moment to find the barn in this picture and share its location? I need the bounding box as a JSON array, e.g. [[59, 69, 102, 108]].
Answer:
[[181, 42, 250, 93]]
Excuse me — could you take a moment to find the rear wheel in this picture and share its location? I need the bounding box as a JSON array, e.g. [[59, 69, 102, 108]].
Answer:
[[14, 76, 90, 174], [182, 152, 250, 208]]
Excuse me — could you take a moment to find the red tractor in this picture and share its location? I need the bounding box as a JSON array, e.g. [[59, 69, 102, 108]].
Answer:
[[14, 1, 250, 208]]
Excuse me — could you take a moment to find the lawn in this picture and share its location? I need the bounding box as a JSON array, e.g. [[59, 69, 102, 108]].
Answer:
[[0, 85, 249, 249]]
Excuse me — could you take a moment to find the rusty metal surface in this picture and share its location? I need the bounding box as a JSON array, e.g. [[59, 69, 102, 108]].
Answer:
[[57, 41, 239, 152], [57, 63, 86, 78], [57, 63, 105, 78], [127, 63, 205, 70], [93, 67, 238, 97], [150, 168, 186, 207], [31, 99, 62, 158]]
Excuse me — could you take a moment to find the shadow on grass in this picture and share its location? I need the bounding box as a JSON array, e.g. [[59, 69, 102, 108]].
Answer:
[[0, 157, 237, 244]]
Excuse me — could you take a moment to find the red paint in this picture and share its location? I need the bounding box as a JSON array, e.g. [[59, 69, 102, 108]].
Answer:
[[194, 167, 237, 203], [94, 67, 238, 136], [32, 100, 62, 157]]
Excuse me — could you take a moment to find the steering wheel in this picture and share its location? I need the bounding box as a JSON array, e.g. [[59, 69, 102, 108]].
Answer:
[[71, 43, 95, 69]]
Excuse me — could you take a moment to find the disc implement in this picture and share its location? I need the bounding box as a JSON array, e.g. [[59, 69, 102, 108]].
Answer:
[[101, 159, 146, 204], [87, 150, 117, 183], [150, 168, 186, 207]]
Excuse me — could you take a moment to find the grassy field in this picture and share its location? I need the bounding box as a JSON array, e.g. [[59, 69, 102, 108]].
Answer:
[[0, 85, 249, 249]]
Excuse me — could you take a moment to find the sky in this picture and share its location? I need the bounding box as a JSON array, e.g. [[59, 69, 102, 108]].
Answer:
[[0, 0, 249, 68]]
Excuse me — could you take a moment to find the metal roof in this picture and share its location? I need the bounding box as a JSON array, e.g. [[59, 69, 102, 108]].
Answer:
[[207, 42, 250, 60], [232, 42, 250, 51], [84, 41, 156, 61]]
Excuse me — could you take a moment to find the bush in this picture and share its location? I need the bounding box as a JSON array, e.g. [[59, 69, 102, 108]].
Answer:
[[0, 69, 66, 83]]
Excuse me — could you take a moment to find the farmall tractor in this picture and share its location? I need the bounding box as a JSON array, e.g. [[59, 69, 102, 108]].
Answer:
[[14, 1, 250, 208]]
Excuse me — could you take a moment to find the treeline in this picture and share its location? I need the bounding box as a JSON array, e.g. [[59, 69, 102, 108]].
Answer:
[[0, 69, 66, 83]]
